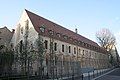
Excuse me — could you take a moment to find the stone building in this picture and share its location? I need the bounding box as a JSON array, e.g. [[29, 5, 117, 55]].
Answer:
[[12, 9, 110, 76], [0, 27, 14, 49]]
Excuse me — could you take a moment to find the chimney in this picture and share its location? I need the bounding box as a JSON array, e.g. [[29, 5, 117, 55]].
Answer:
[[75, 28, 78, 34], [12, 29, 15, 33]]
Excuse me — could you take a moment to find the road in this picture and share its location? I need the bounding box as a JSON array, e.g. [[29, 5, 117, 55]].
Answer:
[[94, 68, 120, 80]]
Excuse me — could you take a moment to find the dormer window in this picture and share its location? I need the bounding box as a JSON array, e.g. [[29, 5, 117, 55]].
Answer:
[[63, 35, 68, 40], [79, 41, 82, 45], [49, 30, 54, 35], [40, 25, 45, 33], [74, 39, 77, 43], [69, 37, 73, 41], [81, 41, 84, 46], [83, 43, 86, 46], [56, 33, 61, 37]]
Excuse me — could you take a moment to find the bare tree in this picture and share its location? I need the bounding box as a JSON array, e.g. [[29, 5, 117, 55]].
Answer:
[[96, 28, 116, 66], [96, 28, 116, 52]]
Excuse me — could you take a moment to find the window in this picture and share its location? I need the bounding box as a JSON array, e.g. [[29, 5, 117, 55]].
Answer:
[[56, 33, 61, 37], [68, 46, 71, 53], [19, 40, 23, 53], [0, 38, 1, 40], [84, 43, 86, 46], [46, 58, 48, 66], [0, 32, 1, 34], [54, 43, 57, 51], [74, 47, 76, 54], [49, 30, 54, 35], [21, 27, 23, 34], [40, 27, 45, 32], [62, 44, 64, 52], [63, 35, 68, 40], [44, 40, 48, 49], [40, 25, 45, 32], [69, 37, 73, 41], [79, 49, 81, 54], [74, 39, 77, 43], [79, 41, 82, 45], [25, 20, 29, 30], [82, 50, 84, 55]]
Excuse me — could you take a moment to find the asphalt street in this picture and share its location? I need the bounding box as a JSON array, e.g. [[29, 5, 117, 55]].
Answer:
[[94, 68, 120, 80]]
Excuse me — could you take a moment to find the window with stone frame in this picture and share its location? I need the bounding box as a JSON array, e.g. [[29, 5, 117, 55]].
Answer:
[[82, 50, 84, 56], [49, 30, 54, 35], [54, 42, 57, 51], [63, 35, 68, 40], [21, 27, 23, 34], [69, 37, 73, 41], [62, 44, 64, 52], [19, 40, 23, 53], [56, 33, 61, 37], [74, 39, 77, 43], [74, 47, 76, 54], [44, 40, 48, 49], [68, 46, 71, 53], [79, 41, 82, 45], [40, 25, 45, 33], [79, 48, 81, 55]]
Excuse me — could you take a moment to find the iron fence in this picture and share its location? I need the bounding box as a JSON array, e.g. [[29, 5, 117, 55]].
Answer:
[[0, 60, 82, 80]]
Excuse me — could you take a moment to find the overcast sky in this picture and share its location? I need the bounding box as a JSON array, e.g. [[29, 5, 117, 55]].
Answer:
[[0, 0, 120, 55]]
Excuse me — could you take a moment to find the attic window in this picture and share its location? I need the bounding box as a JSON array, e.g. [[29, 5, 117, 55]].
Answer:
[[63, 35, 68, 40], [40, 25, 45, 32], [69, 37, 73, 41], [21, 27, 23, 34], [74, 39, 77, 43], [79, 41, 82, 45], [84, 43, 86, 46], [56, 33, 61, 37], [49, 30, 54, 35]]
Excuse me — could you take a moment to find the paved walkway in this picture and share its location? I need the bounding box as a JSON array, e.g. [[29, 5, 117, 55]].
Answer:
[[92, 68, 120, 80]]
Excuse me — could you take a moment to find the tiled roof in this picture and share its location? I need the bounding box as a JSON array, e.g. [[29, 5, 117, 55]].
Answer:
[[25, 9, 107, 53]]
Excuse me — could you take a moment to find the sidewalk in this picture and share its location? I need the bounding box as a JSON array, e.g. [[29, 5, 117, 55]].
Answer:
[[92, 68, 119, 80], [82, 67, 116, 80], [47, 67, 115, 80]]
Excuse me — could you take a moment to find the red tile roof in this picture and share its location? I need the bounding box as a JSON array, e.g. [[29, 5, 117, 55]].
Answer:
[[25, 9, 107, 53]]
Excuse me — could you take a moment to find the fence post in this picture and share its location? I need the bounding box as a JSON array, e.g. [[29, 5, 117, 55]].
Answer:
[[81, 74, 84, 80]]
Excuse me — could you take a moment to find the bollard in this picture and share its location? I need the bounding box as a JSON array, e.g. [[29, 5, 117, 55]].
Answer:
[[93, 71, 95, 78], [81, 74, 84, 80], [88, 72, 90, 80]]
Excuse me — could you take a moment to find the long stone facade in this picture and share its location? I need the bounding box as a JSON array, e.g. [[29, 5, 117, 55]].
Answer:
[[12, 9, 110, 76]]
